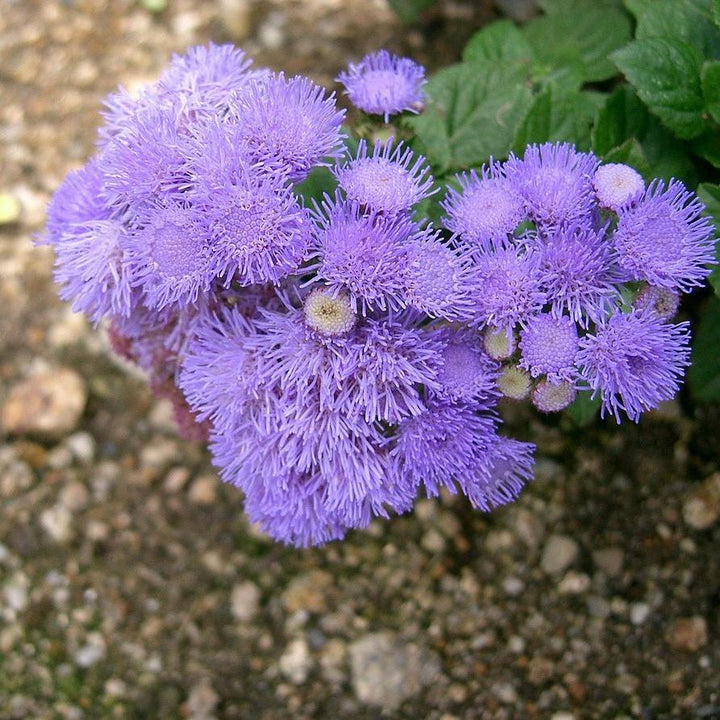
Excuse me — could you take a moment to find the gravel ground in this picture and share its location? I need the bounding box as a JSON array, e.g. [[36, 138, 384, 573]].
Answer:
[[1, 1, 719, 718]]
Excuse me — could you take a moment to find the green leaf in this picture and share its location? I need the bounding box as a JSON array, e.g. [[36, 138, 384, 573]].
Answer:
[[612, 38, 707, 139], [591, 85, 650, 157], [463, 19, 534, 64], [691, 130, 720, 167], [688, 295, 720, 401], [512, 86, 601, 151], [293, 166, 337, 208], [566, 391, 602, 426], [696, 182, 720, 292], [631, 0, 720, 58], [387, 0, 435, 23], [603, 138, 652, 176], [406, 61, 533, 174], [640, 118, 698, 186], [714, 0, 720, 26], [524, 0, 633, 83], [701, 60, 720, 122]]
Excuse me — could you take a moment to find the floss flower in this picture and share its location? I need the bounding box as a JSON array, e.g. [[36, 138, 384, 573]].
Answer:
[[44, 42, 718, 547], [336, 49, 426, 121]]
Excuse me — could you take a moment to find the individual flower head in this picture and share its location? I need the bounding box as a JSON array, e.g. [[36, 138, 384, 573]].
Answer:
[[441, 164, 525, 248], [307, 196, 414, 314], [519, 313, 579, 381], [232, 465, 353, 547], [504, 142, 600, 228], [391, 400, 500, 499], [465, 435, 535, 512], [333, 137, 435, 214], [188, 122, 312, 287], [227, 72, 345, 182], [613, 180, 717, 293], [430, 329, 498, 407], [633, 285, 680, 321], [303, 287, 357, 337], [124, 203, 215, 310], [531, 378, 577, 413], [471, 246, 545, 331], [537, 221, 621, 326], [593, 163, 645, 211], [42, 159, 133, 322], [483, 327, 516, 361], [158, 42, 254, 99], [497, 365, 531, 400], [400, 232, 480, 322], [337, 50, 426, 122], [98, 104, 193, 215], [576, 310, 691, 422]]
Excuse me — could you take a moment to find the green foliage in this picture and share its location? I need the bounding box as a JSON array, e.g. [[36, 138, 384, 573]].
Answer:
[[689, 296, 720, 401], [566, 391, 603, 426], [697, 183, 720, 292], [406, 60, 533, 173], [612, 39, 707, 140], [387, 0, 435, 23]]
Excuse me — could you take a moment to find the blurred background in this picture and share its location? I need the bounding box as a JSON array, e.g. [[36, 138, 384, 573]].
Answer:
[[0, 1, 718, 718]]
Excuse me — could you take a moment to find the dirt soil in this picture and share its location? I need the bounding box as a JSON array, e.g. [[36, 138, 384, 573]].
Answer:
[[0, 1, 719, 718]]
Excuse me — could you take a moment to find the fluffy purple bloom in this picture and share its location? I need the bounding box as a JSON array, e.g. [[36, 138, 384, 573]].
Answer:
[[227, 72, 345, 182], [441, 165, 525, 248], [307, 197, 414, 314], [333, 137, 435, 214], [519, 313, 579, 381], [576, 310, 691, 422], [98, 104, 193, 213], [593, 163, 645, 211], [337, 50, 426, 122], [431, 330, 498, 407], [392, 401, 533, 510], [188, 123, 312, 287], [124, 203, 215, 310], [400, 232, 480, 322], [471, 246, 546, 331], [505, 142, 600, 227], [613, 180, 717, 293], [42, 160, 133, 322], [536, 222, 621, 326]]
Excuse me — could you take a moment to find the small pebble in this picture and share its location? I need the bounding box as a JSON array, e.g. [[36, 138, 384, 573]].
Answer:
[[682, 473, 720, 530], [630, 603, 651, 625], [541, 534, 579, 575], [279, 638, 312, 684], [665, 616, 708, 652], [230, 581, 261, 623], [592, 547, 624, 577], [188, 475, 217, 505], [0, 193, 21, 224]]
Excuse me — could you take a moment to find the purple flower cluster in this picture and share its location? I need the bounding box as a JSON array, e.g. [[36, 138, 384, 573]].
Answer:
[[43, 45, 717, 546], [444, 143, 716, 421]]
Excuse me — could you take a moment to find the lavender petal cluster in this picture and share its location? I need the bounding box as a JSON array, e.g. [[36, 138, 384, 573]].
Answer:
[[443, 142, 716, 421], [43, 44, 717, 546]]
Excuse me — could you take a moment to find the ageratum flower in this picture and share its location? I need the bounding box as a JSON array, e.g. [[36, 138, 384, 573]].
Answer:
[[536, 221, 621, 326], [400, 232, 480, 322], [333, 137, 435, 214], [227, 72, 345, 182], [613, 180, 717, 293], [42, 159, 133, 322], [441, 164, 525, 248], [505, 142, 600, 228], [391, 401, 534, 511], [593, 163, 645, 211], [633, 285, 680, 321], [188, 122, 312, 287], [471, 246, 545, 331], [576, 310, 691, 422], [337, 50, 426, 121], [519, 313, 579, 381], [124, 203, 214, 310], [531, 379, 577, 413], [307, 197, 414, 314], [99, 104, 193, 213]]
